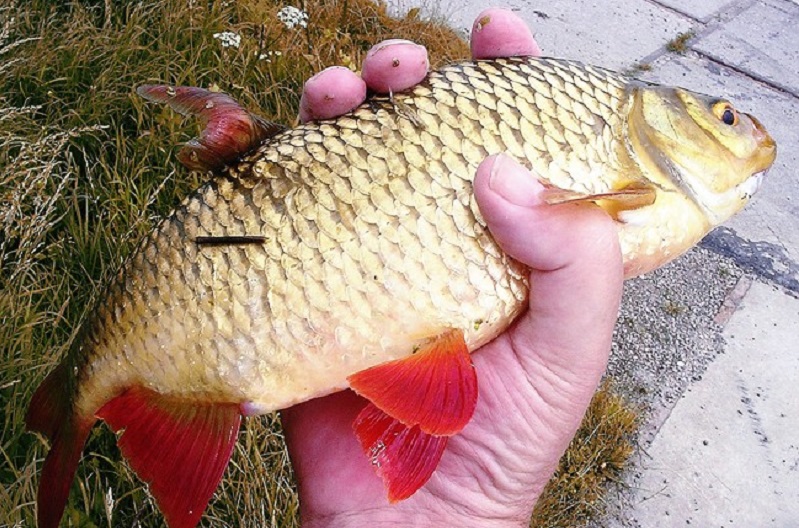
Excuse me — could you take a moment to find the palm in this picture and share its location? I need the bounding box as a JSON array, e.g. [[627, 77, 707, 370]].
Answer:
[[282, 158, 623, 526]]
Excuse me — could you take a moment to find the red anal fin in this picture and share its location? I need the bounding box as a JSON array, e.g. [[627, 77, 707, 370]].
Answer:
[[353, 402, 448, 503], [26, 364, 96, 528], [96, 387, 242, 528], [347, 329, 477, 436], [137, 85, 285, 172]]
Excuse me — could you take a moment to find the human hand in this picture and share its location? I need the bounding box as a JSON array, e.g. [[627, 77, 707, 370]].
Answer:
[[283, 9, 623, 528], [298, 7, 541, 122]]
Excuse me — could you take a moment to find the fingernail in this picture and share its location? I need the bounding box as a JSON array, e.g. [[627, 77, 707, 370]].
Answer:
[[371, 39, 416, 53], [487, 154, 544, 207]]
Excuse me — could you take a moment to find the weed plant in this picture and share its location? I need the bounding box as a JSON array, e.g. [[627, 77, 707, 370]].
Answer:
[[0, 1, 634, 526]]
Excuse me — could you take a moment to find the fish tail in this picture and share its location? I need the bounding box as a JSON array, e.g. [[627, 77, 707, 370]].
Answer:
[[136, 85, 285, 173], [26, 363, 96, 528], [28, 363, 244, 528]]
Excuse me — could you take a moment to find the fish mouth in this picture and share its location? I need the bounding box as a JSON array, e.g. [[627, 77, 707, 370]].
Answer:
[[749, 114, 776, 150], [747, 113, 777, 174], [726, 115, 774, 204], [737, 169, 767, 200], [680, 167, 768, 227]]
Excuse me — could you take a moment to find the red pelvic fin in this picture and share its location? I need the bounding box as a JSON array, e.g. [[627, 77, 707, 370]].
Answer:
[[137, 85, 285, 172], [26, 363, 96, 528], [348, 329, 478, 436], [353, 402, 448, 502], [96, 387, 242, 528]]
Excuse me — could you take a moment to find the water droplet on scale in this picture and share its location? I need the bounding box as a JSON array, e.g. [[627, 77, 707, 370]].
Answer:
[[166, 86, 176, 97]]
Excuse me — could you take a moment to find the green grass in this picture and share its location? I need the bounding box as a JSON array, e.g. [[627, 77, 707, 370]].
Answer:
[[0, 1, 636, 526], [666, 31, 695, 54]]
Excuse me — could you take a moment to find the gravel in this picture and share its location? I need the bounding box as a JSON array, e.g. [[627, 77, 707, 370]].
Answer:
[[593, 245, 745, 527]]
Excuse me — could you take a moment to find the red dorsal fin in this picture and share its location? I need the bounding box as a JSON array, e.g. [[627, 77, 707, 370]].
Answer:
[[347, 329, 478, 436], [353, 402, 448, 503], [137, 85, 285, 173], [96, 387, 242, 528], [26, 363, 96, 528]]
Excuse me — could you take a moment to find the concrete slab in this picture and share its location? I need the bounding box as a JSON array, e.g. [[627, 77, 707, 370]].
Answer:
[[638, 52, 799, 289], [655, 0, 738, 21], [693, 1, 799, 96], [628, 280, 799, 525], [392, 0, 695, 70]]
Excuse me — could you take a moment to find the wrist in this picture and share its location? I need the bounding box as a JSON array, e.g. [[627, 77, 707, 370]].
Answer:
[[302, 508, 529, 528]]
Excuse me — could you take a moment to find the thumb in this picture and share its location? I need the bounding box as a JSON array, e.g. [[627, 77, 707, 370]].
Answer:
[[473, 154, 623, 381], [473, 154, 622, 273]]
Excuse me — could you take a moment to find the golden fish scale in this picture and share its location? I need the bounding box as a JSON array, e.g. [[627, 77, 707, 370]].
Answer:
[[76, 58, 637, 414]]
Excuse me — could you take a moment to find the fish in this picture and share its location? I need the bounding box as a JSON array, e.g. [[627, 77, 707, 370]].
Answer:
[[25, 56, 776, 528]]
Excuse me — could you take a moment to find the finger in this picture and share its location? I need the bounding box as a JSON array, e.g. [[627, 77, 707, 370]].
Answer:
[[299, 66, 367, 123], [470, 8, 541, 59], [361, 39, 429, 93]]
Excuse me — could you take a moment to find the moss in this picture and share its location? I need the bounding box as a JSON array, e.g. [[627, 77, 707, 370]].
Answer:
[[624, 62, 653, 76]]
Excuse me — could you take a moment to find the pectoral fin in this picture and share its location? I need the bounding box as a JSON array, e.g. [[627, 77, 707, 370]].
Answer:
[[347, 329, 477, 501], [542, 181, 657, 220]]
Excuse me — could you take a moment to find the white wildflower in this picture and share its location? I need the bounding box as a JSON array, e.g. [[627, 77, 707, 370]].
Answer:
[[277, 6, 309, 30], [213, 31, 241, 49], [258, 50, 283, 61]]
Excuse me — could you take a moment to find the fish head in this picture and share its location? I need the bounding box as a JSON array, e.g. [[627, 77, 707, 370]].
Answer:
[[628, 85, 776, 226]]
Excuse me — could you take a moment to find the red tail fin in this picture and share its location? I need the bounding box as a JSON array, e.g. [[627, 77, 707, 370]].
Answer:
[[26, 364, 96, 528], [96, 387, 242, 528]]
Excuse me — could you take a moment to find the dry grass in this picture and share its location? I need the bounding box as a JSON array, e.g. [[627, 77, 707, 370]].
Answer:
[[531, 382, 639, 527], [666, 31, 695, 54], [0, 1, 635, 526]]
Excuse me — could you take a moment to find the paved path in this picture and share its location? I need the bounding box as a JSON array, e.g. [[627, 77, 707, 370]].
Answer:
[[390, 0, 799, 525]]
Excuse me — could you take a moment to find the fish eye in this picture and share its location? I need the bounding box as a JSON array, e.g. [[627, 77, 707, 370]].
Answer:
[[722, 108, 736, 126], [713, 101, 738, 126]]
